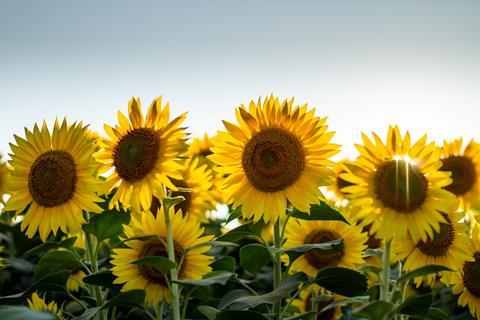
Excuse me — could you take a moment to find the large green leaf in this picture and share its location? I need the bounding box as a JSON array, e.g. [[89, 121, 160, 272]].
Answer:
[[396, 294, 432, 317], [197, 305, 219, 320], [281, 240, 343, 266], [25, 237, 78, 256], [34, 250, 83, 280], [175, 271, 234, 287], [216, 222, 265, 243], [225, 273, 307, 308], [82, 210, 130, 243], [284, 312, 316, 320], [0, 306, 55, 320], [226, 207, 242, 224], [216, 310, 268, 320], [82, 270, 118, 290], [291, 202, 349, 224], [131, 255, 176, 273], [239, 243, 272, 274], [397, 265, 452, 286], [424, 308, 450, 320], [212, 256, 236, 273], [312, 267, 368, 297], [0, 271, 70, 304], [218, 289, 252, 310], [351, 301, 394, 320]]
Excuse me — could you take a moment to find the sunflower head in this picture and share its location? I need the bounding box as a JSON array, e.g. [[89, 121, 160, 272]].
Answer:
[[284, 218, 367, 277], [448, 224, 480, 319], [291, 284, 341, 320], [67, 270, 86, 293], [111, 207, 213, 306], [188, 133, 215, 165], [5, 119, 103, 242], [94, 97, 188, 213], [395, 211, 473, 286], [440, 138, 480, 211], [27, 292, 63, 319], [0, 155, 8, 202], [341, 125, 457, 242], [209, 95, 339, 224]]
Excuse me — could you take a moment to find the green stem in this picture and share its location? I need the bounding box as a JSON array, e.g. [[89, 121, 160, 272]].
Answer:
[[273, 218, 283, 320], [380, 240, 391, 302], [156, 303, 164, 320], [84, 220, 106, 320], [163, 206, 181, 320]]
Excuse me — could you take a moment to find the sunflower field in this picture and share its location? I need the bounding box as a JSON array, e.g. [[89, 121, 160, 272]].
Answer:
[[0, 95, 479, 320]]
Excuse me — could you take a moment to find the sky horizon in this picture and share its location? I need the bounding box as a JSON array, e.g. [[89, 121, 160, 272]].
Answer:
[[1, 1, 479, 158]]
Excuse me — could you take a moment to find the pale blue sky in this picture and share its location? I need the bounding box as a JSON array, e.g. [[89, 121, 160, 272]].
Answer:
[[1, 1, 479, 157]]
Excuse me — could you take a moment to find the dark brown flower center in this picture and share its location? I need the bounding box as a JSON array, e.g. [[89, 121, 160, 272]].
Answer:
[[242, 128, 305, 192], [138, 238, 184, 285], [374, 159, 428, 213], [304, 230, 344, 269], [305, 294, 336, 320], [463, 252, 480, 297], [441, 156, 476, 196], [114, 128, 159, 182], [463, 252, 480, 298], [28, 151, 77, 207], [416, 213, 454, 256]]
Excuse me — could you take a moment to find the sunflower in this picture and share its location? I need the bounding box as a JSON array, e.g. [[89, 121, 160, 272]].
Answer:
[[5, 119, 103, 242], [209, 95, 339, 224], [111, 208, 213, 306], [94, 97, 188, 213], [291, 284, 341, 320], [284, 218, 367, 277], [0, 156, 8, 202], [447, 225, 480, 319], [440, 139, 480, 212], [340, 125, 457, 243], [394, 211, 472, 286], [187, 133, 215, 166], [27, 292, 63, 319], [67, 270, 86, 292], [149, 157, 218, 221]]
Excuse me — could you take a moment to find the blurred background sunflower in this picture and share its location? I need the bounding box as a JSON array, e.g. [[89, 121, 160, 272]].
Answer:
[[27, 292, 63, 319], [291, 284, 341, 320]]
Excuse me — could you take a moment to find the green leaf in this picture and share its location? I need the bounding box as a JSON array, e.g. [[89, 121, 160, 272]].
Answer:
[[358, 264, 383, 275], [73, 307, 102, 320], [25, 237, 78, 256], [163, 195, 186, 208], [0, 306, 55, 320], [216, 310, 268, 320], [318, 296, 370, 313], [218, 289, 252, 310], [34, 250, 83, 280], [82, 270, 117, 290], [424, 308, 450, 320], [0, 271, 70, 304], [312, 267, 368, 297], [4, 257, 34, 273], [217, 222, 264, 243], [212, 256, 236, 273], [284, 312, 316, 320], [197, 305, 219, 320], [239, 243, 272, 274], [291, 202, 349, 224], [282, 240, 343, 266], [226, 273, 307, 308], [175, 271, 234, 287], [351, 301, 394, 320], [82, 210, 130, 243], [396, 294, 432, 317], [101, 290, 146, 310], [131, 256, 176, 273], [226, 207, 242, 224], [397, 265, 452, 285]]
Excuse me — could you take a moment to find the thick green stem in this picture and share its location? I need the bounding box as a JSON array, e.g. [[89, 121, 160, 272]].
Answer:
[[380, 240, 392, 301], [84, 229, 106, 320], [273, 218, 283, 320], [163, 206, 181, 320]]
